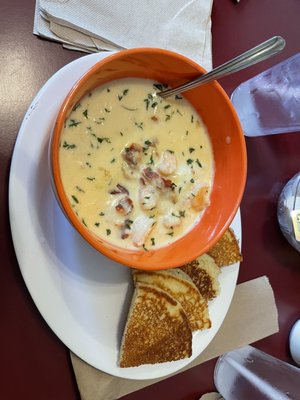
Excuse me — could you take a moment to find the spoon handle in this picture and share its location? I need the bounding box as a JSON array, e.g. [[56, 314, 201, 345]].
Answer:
[[158, 36, 286, 98]]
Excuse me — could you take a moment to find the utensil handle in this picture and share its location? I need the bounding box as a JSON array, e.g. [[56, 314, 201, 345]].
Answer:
[[159, 36, 286, 98]]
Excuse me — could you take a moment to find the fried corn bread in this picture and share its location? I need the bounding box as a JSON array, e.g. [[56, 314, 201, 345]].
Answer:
[[180, 254, 220, 301], [132, 269, 211, 331], [207, 228, 242, 267], [119, 283, 192, 368]]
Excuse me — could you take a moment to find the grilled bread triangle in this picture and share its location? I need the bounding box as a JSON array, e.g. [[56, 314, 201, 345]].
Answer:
[[119, 283, 192, 368], [132, 269, 211, 331], [207, 228, 242, 267], [180, 254, 220, 301]]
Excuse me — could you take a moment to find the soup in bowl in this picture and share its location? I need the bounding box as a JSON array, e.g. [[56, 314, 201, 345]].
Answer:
[[50, 48, 247, 270]]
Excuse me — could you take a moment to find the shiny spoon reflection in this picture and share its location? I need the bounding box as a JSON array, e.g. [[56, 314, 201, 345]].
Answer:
[[158, 36, 286, 98]]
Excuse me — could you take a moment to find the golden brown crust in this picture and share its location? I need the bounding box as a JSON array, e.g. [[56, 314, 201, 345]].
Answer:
[[207, 228, 242, 267], [119, 283, 192, 368], [132, 269, 211, 331], [180, 254, 220, 301], [119, 229, 241, 367]]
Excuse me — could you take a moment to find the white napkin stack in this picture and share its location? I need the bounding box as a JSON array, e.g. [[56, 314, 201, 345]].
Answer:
[[34, 0, 213, 70]]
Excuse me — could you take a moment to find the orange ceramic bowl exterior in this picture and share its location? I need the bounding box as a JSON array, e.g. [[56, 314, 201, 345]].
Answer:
[[50, 48, 247, 270]]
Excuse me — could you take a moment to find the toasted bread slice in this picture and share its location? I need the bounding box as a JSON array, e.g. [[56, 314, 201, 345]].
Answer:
[[119, 283, 192, 368], [132, 269, 211, 331], [180, 254, 220, 301], [207, 228, 242, 267]]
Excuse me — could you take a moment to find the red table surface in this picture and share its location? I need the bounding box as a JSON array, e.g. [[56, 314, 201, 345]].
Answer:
[[1, 0, 300, 399]]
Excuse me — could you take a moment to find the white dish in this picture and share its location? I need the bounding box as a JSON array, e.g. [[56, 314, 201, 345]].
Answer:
[[9, 52, 241, 380]]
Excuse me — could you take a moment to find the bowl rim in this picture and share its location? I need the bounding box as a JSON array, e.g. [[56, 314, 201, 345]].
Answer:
[[50, 47, 247, 269]]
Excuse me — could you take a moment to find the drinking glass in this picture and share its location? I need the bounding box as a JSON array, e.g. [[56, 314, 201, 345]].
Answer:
[[214, 345, 300, 399], [231, 53, 300, 137]]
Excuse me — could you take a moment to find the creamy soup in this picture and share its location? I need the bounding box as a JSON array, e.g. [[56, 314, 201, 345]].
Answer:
[[59, 78, 214, 250]]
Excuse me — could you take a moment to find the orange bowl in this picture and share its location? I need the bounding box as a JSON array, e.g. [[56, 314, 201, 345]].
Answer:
[[50, 48, 247, 270]]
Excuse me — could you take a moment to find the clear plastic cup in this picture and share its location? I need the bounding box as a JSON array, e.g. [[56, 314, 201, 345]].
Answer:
[[231, 53, 300, 137], [214, 345, 300, 399]]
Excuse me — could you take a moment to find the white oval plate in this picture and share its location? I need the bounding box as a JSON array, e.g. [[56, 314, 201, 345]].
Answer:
[[9, 52, 240, 380]]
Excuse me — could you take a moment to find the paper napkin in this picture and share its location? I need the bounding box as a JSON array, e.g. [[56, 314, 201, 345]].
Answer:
[[70, 276, 279, 400], [33, 0, 213, 70]]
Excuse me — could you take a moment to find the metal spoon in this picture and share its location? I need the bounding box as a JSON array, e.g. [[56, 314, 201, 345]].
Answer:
[[158, 36, 286, 98]]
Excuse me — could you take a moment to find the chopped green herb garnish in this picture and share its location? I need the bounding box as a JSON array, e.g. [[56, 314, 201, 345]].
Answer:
[[118, 89, 129, 100], [72, 103, 81, 111], [148, 154, 154, 165], [76, 186, 85, 193], [120, 131, 124, 136], [151, 237, 156, 246], [106, 87, 110, 93], [71, 195, 79, 204], [99, 212, 105, 216], [86, 177, 95, 181], [63, 141, 76, 149], [124, 220, 133, 230], [153, 83, 167, 91], [191, 115, 194, 123], [83, 109, 88, 119], [68, 119, 81, 127], [135, 122, 144, 130], [189, 147, 195, 153], [97, 137, 111, 144], [104, 108, 111, 113], [196, 158, 202, 167], [171, 210, 186, 218], [94, 222, 100, 227], [82, 218, 87, 227], [110, 158, 116, 163], [167, 231, 174, 236], [176, 109, 183, 116], [190, 178, 195, 183], [186, 158, 194, 165], [106, 229, 111, 236], [144, 98, 150, 110], [164, 104, 171, 110], [142, 244, 149, 251], [165, 114, 171, 121], [95, 117, 105, 124]]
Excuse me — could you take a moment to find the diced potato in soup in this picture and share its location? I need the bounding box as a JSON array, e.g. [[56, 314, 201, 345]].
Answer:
[[59, 78, 214, 250]]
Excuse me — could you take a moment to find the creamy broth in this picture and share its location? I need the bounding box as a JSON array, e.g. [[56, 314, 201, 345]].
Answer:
[[59, 78, 214, 250]]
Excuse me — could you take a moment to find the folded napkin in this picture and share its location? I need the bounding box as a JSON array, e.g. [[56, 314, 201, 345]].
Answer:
[[33, 0, 213, 70], [70, 276, 278, 400]]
